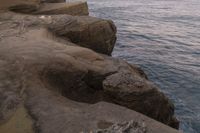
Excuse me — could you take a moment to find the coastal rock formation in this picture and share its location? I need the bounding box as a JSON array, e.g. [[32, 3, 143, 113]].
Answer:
[[0, 1, 179, 133], [48, 15, 116, 55]]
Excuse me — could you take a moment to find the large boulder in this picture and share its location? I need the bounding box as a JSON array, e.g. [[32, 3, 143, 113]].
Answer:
[[48, 15, 117, 55], [0, 12, 179, 132], [103, 71, 178, 128]]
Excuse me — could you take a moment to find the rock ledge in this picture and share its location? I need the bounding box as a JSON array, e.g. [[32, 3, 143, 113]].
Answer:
[[0, 1, 180, 133]]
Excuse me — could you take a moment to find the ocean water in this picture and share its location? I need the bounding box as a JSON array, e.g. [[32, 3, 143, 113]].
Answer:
[[87, 0, 200, 132]]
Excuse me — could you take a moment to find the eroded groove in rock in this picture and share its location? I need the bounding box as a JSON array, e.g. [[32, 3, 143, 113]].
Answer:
[[36, 50, 179, 128], [41, 65, 104, 104]]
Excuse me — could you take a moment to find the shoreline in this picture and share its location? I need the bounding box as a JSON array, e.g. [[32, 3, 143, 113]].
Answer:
[[0, 0, 180, 132]]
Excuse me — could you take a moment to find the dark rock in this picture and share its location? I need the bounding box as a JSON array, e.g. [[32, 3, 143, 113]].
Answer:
[[9, 4, 39, 13]]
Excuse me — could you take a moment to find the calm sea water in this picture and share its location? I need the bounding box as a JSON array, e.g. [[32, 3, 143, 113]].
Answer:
[[87, 0, 200, 132]]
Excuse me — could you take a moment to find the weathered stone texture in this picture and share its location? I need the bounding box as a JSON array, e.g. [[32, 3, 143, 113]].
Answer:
[[0, 3, 179, 133]]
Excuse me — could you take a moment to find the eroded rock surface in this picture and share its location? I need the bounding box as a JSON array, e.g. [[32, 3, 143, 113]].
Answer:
[[0, 3, 179, 133], [94, 120, 147, 133]]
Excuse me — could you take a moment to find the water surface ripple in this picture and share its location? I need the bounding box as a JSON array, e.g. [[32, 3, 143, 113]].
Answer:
[[87, 0, 200, 132]]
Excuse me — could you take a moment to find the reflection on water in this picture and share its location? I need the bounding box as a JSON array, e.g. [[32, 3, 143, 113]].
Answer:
[[87, 0, 200, 132]]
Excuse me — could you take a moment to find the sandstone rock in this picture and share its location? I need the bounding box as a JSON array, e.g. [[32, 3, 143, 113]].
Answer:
[[48, 15, 117, 55], [34, 2, 89, 16], [0, 12, 115, 55], [103, 72, 179, 128], [0, 11, 179, 133]]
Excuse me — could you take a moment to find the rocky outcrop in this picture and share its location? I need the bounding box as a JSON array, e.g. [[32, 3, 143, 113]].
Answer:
[[48, 15, 116, 55], [0, 1, 179, 133], [103, 71, 178, 128]]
